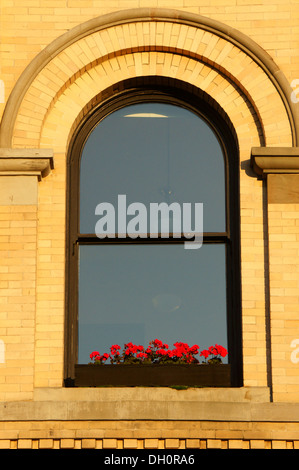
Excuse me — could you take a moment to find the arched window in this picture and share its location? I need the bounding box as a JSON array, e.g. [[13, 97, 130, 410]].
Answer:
[[65, 86, 242, 387]]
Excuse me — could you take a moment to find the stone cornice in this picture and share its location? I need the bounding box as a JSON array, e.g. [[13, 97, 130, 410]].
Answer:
[[251, 147, 299, 177], [0, 148, 54, 180]]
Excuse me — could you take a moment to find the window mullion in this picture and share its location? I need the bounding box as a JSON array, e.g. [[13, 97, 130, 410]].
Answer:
[[76, 233, 229, 245]]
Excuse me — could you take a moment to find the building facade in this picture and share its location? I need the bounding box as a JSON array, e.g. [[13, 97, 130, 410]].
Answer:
[[0, 0, 299, 450]]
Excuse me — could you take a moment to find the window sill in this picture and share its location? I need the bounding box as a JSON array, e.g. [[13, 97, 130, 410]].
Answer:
[[1, 387, 285, 422]]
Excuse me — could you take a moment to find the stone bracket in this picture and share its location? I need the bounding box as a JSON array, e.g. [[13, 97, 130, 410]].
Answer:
[[251, 147, 299, 178], [0, 148, 54, 181]]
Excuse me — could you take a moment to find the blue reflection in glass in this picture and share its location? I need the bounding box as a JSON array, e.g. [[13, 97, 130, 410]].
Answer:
[[80, 103, 226, 234], [78, 244, 227, 364]]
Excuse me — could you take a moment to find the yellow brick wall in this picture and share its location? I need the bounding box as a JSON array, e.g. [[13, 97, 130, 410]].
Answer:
[[268, 200, 299, 401], [0, 203, 37, 399], [34, 157, 65, 388], [1, 0, 298, 124], [0, 0, 299, 449]]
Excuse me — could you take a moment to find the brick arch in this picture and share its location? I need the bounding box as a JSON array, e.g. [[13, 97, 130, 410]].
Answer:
[[0, 8, 296, 150], [67, 75, 242, 154], [41, 48, 265, 150], [40, 51, 265, 156]]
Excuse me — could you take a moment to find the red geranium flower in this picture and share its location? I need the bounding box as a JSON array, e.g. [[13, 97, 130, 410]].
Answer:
[[200, 349, 210, 359], [137, 352, 148, 359], [90, 339, 227, 365], [90, 351, 100, 360], [209, 344, 228, 358], [156, 348, 167, 356], [189, 344, 200, 355]]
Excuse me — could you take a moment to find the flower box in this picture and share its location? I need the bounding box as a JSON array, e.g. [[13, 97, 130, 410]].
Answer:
[[74, 363, 231, 387]]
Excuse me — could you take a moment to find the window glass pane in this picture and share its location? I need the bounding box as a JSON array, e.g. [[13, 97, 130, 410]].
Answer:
[[80, 103, 226, 235], [78, 244, 227, 364]]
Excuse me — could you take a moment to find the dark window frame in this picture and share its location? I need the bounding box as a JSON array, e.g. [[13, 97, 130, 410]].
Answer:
[[64, 83, 243, 387]]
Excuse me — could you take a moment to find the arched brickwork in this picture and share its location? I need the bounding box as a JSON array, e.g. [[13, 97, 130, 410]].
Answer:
[[0, 8, 296, 151]]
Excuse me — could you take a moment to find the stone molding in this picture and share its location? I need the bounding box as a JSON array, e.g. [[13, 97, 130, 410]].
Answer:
[[251, 147, 299, 178], [2, 387, 299, 422], [0, 148, 54, 181]]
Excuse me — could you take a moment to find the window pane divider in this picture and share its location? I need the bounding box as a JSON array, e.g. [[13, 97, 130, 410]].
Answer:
[[75, 232, 229, 244]]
